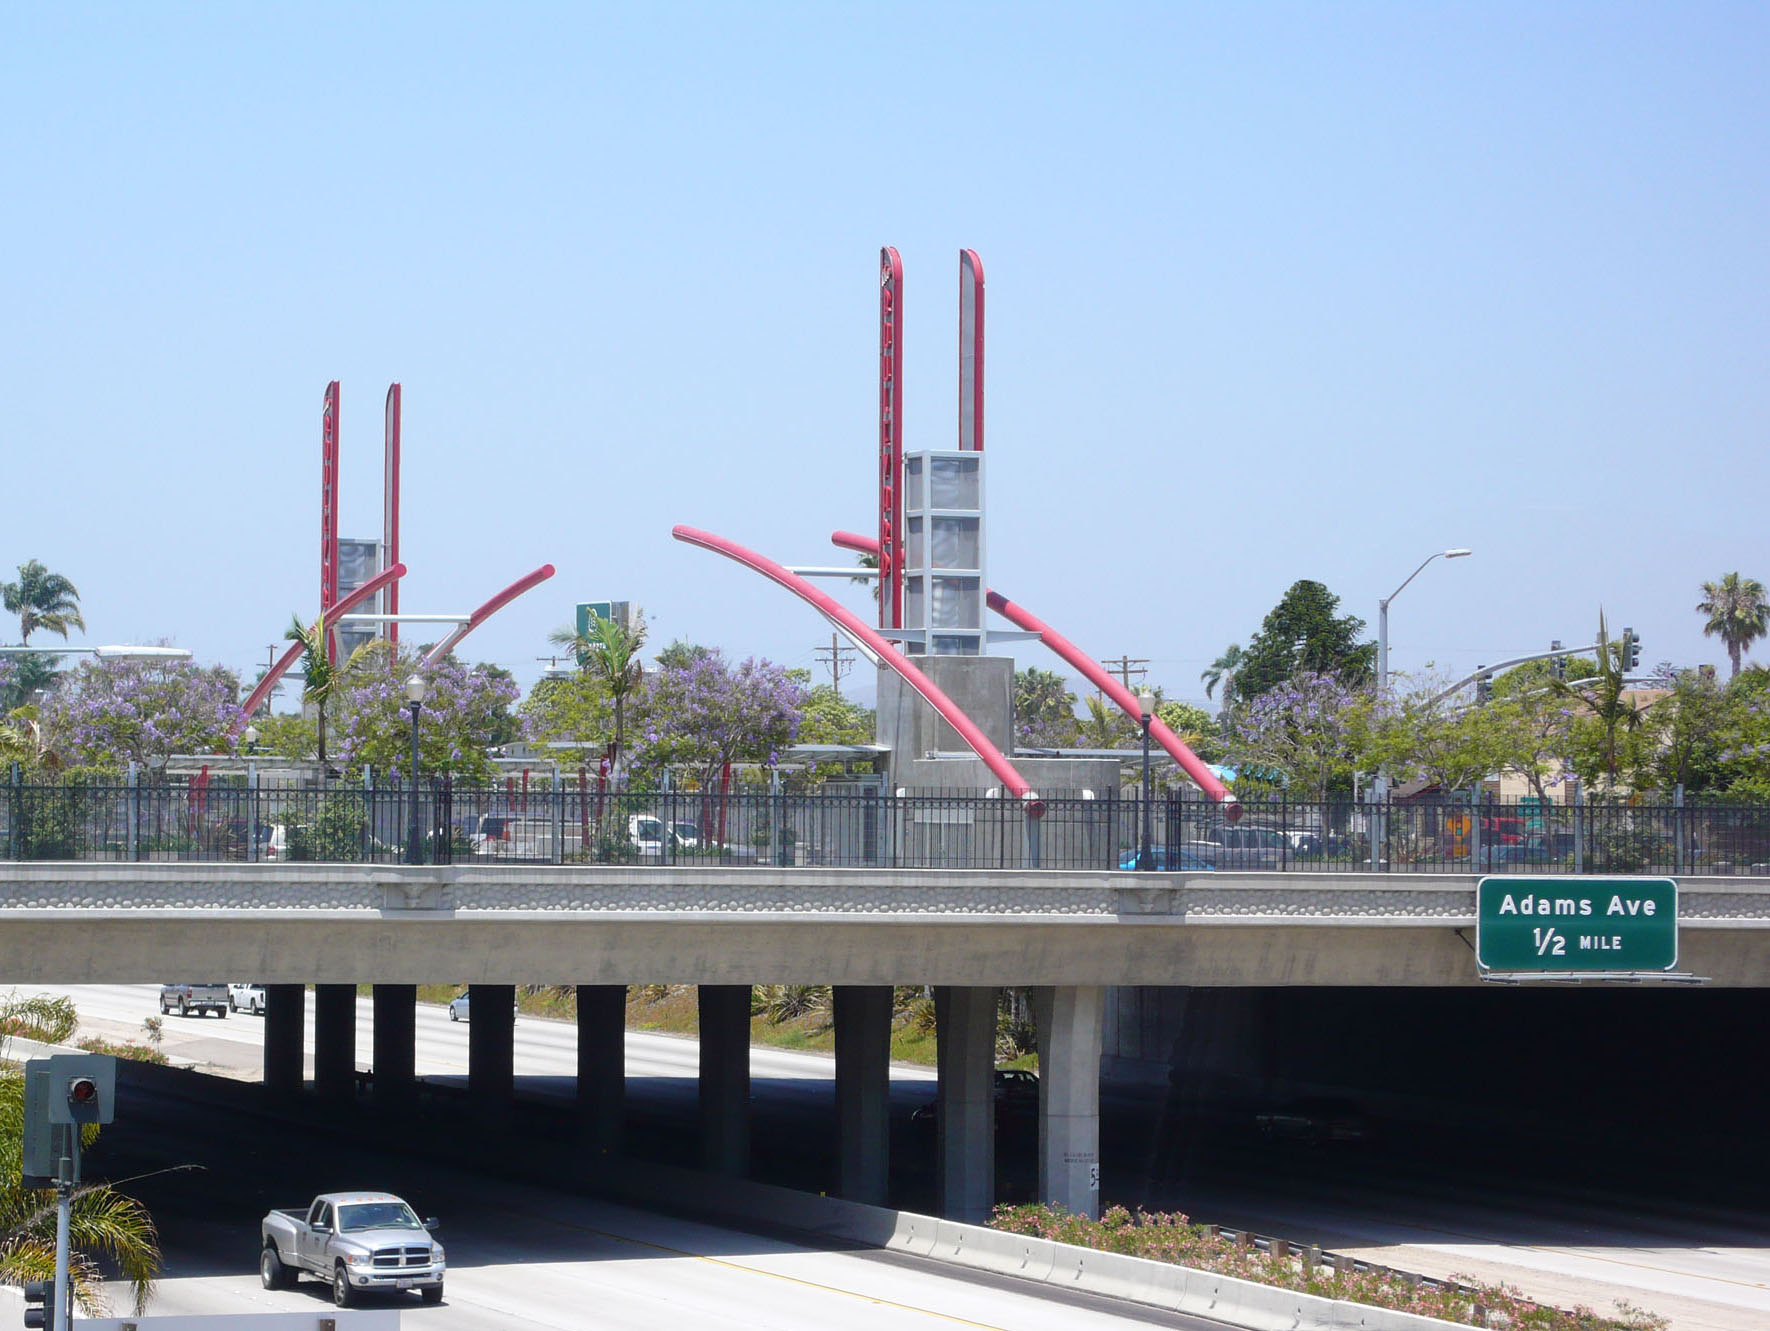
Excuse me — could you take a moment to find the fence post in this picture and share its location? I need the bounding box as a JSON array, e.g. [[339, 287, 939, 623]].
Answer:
[[127, 761, 139, 862], [1674, 783, 1685, 876], [361, 764, 374, 861], [1026, 811, 1042, 869], [8, 762, 19, 861], [247, 760, 259, 864], [1469, 785, 1482, 869], [553, 769, 565, 865], [1573, 785, 1585, 874]]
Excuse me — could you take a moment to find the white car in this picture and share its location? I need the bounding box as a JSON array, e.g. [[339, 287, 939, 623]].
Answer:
[[229, 983, 267, 1015], [447, 991, 470, 1022]]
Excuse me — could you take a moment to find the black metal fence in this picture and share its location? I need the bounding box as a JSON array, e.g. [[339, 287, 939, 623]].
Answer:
[[2, 779, 1767, 875]]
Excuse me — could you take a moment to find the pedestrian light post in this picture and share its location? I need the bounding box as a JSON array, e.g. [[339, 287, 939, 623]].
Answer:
[[405, 673, 426, 865], [242, 725, 260, 864], [1138, 689, 1156, 870]]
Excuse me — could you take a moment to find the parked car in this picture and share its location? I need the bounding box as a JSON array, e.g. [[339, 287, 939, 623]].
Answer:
[[1119, 846, 1216, 870], [160, 983, 229, 1018], [229, 983, 266, 1015], [261, 1191, 444, 1307], [1254, 1095, 1374, 1146], [1185, 824, 1288, 868]]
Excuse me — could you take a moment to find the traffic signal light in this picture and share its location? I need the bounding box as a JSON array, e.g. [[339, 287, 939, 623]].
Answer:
[[1550, 641, 1565, 680], [1626, 629, 1642, 671], [1476, 672, 1493, 704], [43, 1054, 113, 1127], [23, 1277, 54, 1329]]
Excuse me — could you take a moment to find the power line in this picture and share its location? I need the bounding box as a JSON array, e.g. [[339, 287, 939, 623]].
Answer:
[[1099, 655, 1148, 691], [815, 633, 858, 696]]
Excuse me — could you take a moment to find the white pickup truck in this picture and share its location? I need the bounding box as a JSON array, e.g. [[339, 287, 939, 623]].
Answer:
[[260, 1191, 445, 1307]]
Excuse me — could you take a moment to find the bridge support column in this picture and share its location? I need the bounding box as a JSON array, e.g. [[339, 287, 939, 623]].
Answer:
[[699, 984, 751, 1176], [833, 985, 892, 1205], [577, 984, 626, 1152], [263, 984, 305, 1095], [313, 984, 357, 1099], [1034, 985, 1104, 1219], [935, 985, 996, 1223], [468, 984, 516, 1111], [372, 985, 417, 1109]]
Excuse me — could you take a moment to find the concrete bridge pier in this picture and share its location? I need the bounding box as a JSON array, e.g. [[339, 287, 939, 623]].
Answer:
[[264, 984, 305, 1095], [935, 985, 997, 1223], [313, 984, 357, 1099], [1034, 985, 1104, 1219], [576, 984, 626, 1151], [699, 984, 752, 1176], [372, 985, 417, 1108], [833, 984, 893, 1205], [468, 984, 516, 1111]]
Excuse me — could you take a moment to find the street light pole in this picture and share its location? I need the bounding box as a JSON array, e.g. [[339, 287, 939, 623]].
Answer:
[[1373, 548, 1471, 868], [1138, 690, 1155, 870], [405, 673, 427, 865], [243, 725, 260, 864]]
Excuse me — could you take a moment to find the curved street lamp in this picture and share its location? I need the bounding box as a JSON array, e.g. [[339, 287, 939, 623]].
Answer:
[[405, 674, 427, 865]]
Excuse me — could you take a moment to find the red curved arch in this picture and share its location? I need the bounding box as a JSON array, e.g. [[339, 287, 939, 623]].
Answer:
[[423, 564, 557, 666], [238, 562, 408, 725], [830, 530, 1238, 816], [673, 525, 1043, 817]]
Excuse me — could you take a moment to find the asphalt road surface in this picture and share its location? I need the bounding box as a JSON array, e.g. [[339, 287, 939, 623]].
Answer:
[[13, 983, 1770, 1331]]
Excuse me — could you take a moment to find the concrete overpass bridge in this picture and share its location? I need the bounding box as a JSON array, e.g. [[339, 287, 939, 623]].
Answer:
[[5, 861, 1768, 1224]]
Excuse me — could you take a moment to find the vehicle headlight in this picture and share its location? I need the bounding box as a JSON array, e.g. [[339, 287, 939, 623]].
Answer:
[[344, 1252, 367, 1266], [431, 1244, 446, 1262]]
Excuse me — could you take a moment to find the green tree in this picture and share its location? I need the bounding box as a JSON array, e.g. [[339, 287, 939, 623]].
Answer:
[[1200, 644, 1244, 709], [796, 684, 874, 746], [0, 653, 61, 713], [1697, 572, 1769, 678], [246, 711, 318, 760], [1014, 668, 1078, 748], [518, 672, 614, 754], [42, 656, 243, 774], [1154, 699, 1224, 764], [549, 613, 648, 773], [285, 612, 338, 772], [0, 995, 160, 1317], [1234, 581, 1375, 700], [1638, 665, 1729, 795], [1076, 694, 1133, 750], [1, 560, 85, 645]]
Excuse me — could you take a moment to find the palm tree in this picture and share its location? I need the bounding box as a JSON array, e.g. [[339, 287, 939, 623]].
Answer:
[[285, 612, 338, 772], [2, 561, 85, 645], [0, 996, 160, 1317], [549, 612, 648, 772], [1697, 572, 1770, 678], [1201, 644, 1244, 705]]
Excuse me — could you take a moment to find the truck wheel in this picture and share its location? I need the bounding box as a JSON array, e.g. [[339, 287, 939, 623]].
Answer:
[[217, 1006, 227, 1018], [259, 1244, 290, 1290], [332, 1263, 353, 1308], [229, 996, 238, 1012], [422, 1284, 443, 1305], [179, 998, 190, 1017]]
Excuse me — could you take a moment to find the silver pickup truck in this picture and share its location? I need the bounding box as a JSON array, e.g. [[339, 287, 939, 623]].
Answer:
[[261, 1191, 445, 1307]]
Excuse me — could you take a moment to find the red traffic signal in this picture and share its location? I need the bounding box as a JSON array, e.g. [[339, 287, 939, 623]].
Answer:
[[68, 1076, 99, 1107]]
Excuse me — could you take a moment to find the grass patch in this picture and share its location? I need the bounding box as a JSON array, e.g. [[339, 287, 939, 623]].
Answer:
[[991, 1205, 1668, 1331], [77, 1035, 169, 1066]]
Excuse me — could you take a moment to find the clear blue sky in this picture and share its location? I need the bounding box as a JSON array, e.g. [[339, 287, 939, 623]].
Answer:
[[6, 3, 1766, 711]]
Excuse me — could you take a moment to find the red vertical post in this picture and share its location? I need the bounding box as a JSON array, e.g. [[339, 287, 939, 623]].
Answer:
[[383, 384, 402, 646], [877, 247, 904, 634], [958, 249, 984, 452], [320, 381, 341, 663]]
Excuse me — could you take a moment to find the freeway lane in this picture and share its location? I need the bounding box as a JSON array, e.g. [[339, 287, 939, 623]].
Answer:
[[78, 1062, 1215, 1331], [15, 984, 1770, 1330]]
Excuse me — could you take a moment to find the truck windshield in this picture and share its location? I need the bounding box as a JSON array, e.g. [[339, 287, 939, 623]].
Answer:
[[337, 1202, 422, 1232]]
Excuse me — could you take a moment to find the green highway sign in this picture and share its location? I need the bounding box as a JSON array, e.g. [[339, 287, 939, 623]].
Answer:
[[1476, 877, 1678, 973]]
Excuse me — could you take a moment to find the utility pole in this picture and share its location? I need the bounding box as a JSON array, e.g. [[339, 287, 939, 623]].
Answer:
[[815, 634, 857, 695], [1099, 655, 1148, 692]]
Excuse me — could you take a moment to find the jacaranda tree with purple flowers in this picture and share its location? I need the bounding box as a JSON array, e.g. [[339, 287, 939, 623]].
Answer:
[[630, 649, 805, 792], [41, 656, 244, 774], [1228, 670, 1367, 800], [328, 643, 520, 784]]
